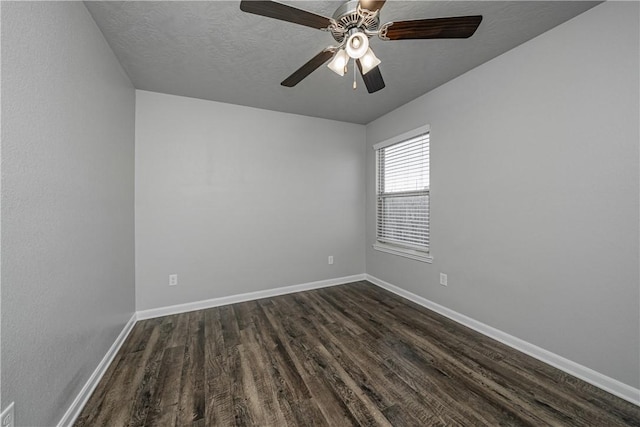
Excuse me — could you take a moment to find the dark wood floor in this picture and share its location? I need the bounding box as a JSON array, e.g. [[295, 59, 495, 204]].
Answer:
[[75, 281, 640, 426]]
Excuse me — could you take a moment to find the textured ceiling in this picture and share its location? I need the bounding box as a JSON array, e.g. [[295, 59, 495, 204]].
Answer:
[[85, 1, 600, 124]]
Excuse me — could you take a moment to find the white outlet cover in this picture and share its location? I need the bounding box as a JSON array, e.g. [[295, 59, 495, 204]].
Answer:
[[440, 273, 448, 286], [1, 402, 15, 427]]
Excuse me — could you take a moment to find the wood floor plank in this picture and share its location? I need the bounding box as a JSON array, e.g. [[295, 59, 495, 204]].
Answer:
[[204, 307, 231, 426], [252, 300, 328, 427], [219, 304, 241, 348], [75, 349, 147, 427], [176, 310, 205, 426], [260, 300, 359, 426], [129, 318, 175, 427], [76, 281, 640, 427], [253, 301, 313, 401], [73, 346, 129, 426], [143, 345, 184, 426], [294, 294, 397, 412], [230, 344, 255, 426], [318, 320, 450, 426], [118, 320, 154, 355], [238, 324, 287, 426], [166, 313, 190, 349], [294, 291, 366, 336]]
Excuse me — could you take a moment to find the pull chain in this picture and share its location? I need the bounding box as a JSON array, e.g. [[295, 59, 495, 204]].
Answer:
[[353, 59, 357, 90]]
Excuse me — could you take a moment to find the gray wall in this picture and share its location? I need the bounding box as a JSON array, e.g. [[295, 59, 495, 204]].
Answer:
[[365, 1, 639, 388], [135, 91, 365, 311], [1, 2, 135, 425]]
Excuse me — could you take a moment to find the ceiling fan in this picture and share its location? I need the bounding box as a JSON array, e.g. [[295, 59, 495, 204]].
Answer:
[[239, 0, 483, 93]]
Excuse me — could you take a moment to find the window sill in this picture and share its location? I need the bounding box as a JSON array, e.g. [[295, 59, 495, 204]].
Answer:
[[372, 243, 433, 263]]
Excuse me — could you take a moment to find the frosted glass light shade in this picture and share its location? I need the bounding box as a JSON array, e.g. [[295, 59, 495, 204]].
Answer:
[[345, 32, 369, 59], [360, 48, 381, 75], [327, 49, 349, 76]]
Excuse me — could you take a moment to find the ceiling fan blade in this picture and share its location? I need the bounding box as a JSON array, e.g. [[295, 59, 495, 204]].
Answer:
[[356, 60, 385, 93], [383, 15, 483, 40], [358, 0, 386, 13], [240, 0, 332, 30], [281, 49, 335, 87]]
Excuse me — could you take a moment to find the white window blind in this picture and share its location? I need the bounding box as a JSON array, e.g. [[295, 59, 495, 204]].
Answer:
[[376, 129, 430, 253]]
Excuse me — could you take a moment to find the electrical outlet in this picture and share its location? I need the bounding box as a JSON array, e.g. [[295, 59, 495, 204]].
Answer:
[[1, 402, 15, 427], [328, 256, 334, 265], [169, 274, 178, 286], [440, 273, 448, 286]]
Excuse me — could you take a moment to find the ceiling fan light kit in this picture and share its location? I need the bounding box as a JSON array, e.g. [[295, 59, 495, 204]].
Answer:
[[359, 48, 381, 75], [239, 0, 483, 93], [327, 49, 350, 76], [328, 31, 379, 77], [345, 32, 369, 58]]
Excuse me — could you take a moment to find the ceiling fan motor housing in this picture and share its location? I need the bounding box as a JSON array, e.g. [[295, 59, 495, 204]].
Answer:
[[330, 0, 380, 43]]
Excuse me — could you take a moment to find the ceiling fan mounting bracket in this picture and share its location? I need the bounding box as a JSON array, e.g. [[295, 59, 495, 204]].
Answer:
[[329, 0, 380, 43]]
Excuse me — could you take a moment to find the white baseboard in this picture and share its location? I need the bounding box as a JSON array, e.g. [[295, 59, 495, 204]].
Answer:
[[57, 313, 138, 427], [366, 274, 640, 406], [136, 274, 367, 320]]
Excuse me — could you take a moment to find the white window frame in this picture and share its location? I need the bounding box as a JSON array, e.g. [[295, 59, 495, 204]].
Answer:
[[373, 125, 433, 263]]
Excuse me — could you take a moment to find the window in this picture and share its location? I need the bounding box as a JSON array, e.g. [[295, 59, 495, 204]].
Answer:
[[374, 125, 432, 263]]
